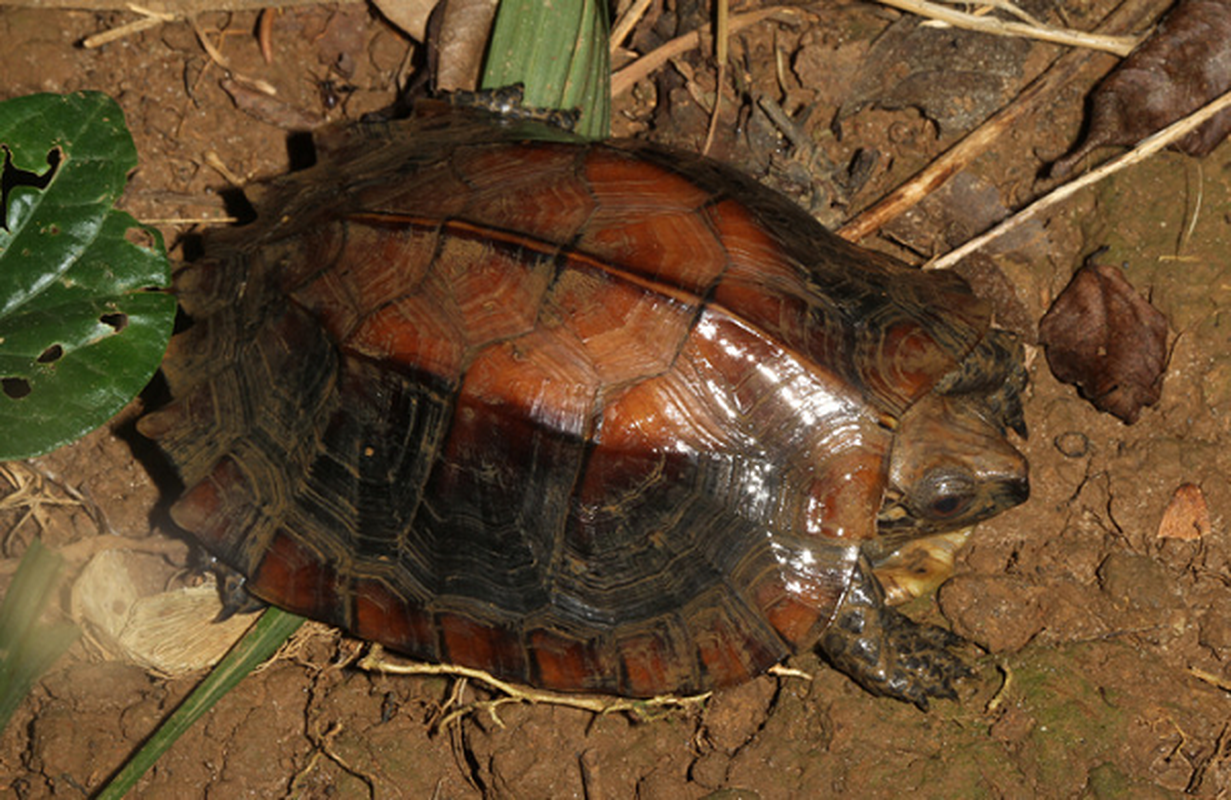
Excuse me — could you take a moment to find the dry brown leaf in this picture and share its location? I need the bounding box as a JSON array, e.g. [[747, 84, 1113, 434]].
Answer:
[[1157, 483, 1212, 540], [370, 0, 440, 41], [220, 78, 324, 131], [1053, 0, 1231, 176], [433, 0, 499, 91], [1038, 261, 1169, 423]]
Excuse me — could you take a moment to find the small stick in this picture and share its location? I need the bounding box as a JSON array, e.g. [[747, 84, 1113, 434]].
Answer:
[[701, 0, 730, 156], [610, 0, 654, 55], [926, 87, 1231, 271]]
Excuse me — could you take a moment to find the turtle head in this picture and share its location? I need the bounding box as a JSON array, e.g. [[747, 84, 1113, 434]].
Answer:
[[879, 330, 1029, 537], [880, 391, 1028, 534], [880, 392, 1028, 536]]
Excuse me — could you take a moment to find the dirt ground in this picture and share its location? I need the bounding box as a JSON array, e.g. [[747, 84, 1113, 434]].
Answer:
[[2, 0, 1231, 797]]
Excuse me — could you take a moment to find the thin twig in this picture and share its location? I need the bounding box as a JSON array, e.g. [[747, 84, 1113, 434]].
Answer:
[[926, 87, 1231, 271], [702, 0, 730, 155], [875, 0, 1143, 56], [610, 0, 654, 55], [358, 649, 710, 719], [611, 6, 803, 98]]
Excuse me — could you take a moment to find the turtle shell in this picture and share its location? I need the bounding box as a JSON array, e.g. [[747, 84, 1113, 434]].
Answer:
[[142, 103, 994, 697]]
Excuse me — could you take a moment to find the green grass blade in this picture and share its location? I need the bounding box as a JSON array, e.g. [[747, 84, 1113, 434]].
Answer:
[[482, 0, 612, 139], [0, 539, 79, 734], [95, 607, 305, 799]]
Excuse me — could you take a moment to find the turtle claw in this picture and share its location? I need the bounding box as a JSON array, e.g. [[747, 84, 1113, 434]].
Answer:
[[818, 559, 973, 708], [875, 608, 973, 709]]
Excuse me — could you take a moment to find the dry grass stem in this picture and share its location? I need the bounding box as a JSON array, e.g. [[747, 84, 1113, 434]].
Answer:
[[190, 17, 233, 70], [701, 0, 730, 155], [964, 0, 1046, 28], [0, 463, 91, 554], [358, 647, 711, 722], [611, 6, 804, 98], [53, 534, 185, 564], [81, 4, 176, 48], [767, 664, 813, 681], [1179, 162, 1204, 253], [1190, 666, 1231, 692], [927, 87, 1231, 271], [142, 216, 241, 225], [875, 0, 1143, 56], [202, 151, 247, 186]]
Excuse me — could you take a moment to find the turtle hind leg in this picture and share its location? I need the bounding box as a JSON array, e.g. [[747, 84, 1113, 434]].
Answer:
[[818, 559, 973, 709]]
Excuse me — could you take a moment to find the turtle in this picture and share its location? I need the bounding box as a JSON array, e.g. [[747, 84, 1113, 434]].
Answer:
[[139, 100, 1029, 708]]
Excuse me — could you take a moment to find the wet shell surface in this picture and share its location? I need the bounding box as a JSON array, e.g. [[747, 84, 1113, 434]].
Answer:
[[141, 103, 1028, 700]]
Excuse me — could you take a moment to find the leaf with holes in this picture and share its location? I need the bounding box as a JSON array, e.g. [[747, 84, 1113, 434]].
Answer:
[[0, 92, 174, 459]]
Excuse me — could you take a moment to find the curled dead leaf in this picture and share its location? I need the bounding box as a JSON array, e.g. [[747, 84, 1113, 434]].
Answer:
[[1157, 483, 1212, 540], [1053, 0, 1231, 177], [1038, 261, 1169, 423], [220, 78, 324, 131]]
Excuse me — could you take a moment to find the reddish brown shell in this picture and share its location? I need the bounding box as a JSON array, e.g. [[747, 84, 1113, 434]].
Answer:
[[142, 105, 989, 696]]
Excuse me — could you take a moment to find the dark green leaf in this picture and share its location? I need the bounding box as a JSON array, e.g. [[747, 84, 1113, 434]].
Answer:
[[0, 92, 175, 459]]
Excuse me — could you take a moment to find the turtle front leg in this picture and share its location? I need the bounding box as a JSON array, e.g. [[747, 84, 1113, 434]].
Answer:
[[818, 557, 972, 709]]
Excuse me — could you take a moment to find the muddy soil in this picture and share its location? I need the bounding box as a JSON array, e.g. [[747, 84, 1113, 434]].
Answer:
[[2, 1, 1231, 797]]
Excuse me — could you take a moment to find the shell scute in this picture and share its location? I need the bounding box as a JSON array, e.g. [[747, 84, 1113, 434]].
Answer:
[[251, 528, 342, 626], [352, 577, 437, 661], [452, 142, 595, 241], [291, 218, 438, 340], [438, 612, 528, 683], [526, 627, 606, 693]]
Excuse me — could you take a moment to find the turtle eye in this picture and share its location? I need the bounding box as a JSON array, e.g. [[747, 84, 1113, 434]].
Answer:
[[916, 468, 976, 521]]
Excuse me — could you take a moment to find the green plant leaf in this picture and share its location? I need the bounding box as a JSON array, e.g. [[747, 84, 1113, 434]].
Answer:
[[482, 0, 612, 139], [0, 91, 175, 460]]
